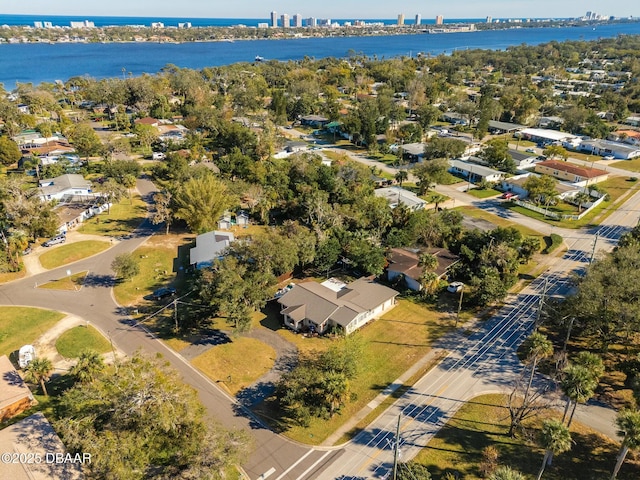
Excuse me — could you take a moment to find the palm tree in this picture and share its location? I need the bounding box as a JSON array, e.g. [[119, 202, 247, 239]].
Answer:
[[611, 409, 640, 479], [537, 419, 572, 480], [574, 191, 591, 213], [70, 349, 105, 384], [489, 466, 526, 480], [395, 170, 408, 187], [23, 357, 53, 396], [418, 252, 438, 271], [523, 332, 554, 401], [430, 193, 448, 211], [561, 365, 598, 427], [419, 270, 440, 295]]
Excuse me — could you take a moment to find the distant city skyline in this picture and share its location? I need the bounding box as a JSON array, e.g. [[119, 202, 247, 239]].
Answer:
[[2, 1, 638, 19]]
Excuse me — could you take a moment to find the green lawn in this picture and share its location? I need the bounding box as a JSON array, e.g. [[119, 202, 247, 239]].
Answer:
[[611, 158, 640, 173], [467, 188, 502, 199], [505, 175, 640, 229], [78, 195, 147, 237], [0, 307, 65, 357], [37, 271, 88, 291], [39, 240, 111, 270], [255, 298, 456, 445], [191, 337, 276, 395], [112, 234, 189, 306], [414, 394, 640, 480], [55, 325, 112, 358]]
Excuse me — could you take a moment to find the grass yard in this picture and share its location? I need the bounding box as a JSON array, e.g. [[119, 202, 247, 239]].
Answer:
[[39, 240, 110, 270], [611, 157, 640, 173], [78, 195, 147, 237], [255, 298, 455, 445], [415, 394, 640, 480], [191, 337, 276, 395], [505, 176, 639, 229], [0, 307, 65, 357], [467, 188, 502, 199], [0, 268, 26, 284], [455, 207, 544, 241], [37, 271, 88, 291], [55, 325, 112, 358], [112, 234, 190, 306]]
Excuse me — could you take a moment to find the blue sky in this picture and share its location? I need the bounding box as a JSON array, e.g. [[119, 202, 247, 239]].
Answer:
[[2, 1, 637, 19]]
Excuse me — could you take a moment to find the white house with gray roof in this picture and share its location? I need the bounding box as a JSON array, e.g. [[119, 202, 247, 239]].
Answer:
[[189, 231, 234, 269], [449, 159, 505, 184], [37, 174, 93, 202], [374, 186, 427, 211], [277, 278, 398, 335]]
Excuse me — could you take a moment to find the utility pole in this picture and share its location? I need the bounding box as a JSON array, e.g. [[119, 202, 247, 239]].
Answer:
[[173, 299, 179, 331], [535, 277, 549, 326], [589, 229, 600, 264], [392, 414, 401, 480], [456, 288, 464, 327]]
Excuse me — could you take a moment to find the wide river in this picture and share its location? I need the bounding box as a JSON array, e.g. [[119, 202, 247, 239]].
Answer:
[[1, 22, 640, 89]]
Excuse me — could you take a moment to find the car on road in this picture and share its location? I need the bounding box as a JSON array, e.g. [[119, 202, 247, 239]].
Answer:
[[153, 287, 176, 300], [42, 234, 66, 247], [603, 155, 615, 160], [501, 192, 517, 200], [447, 282, 464, 293], [525, 148, 536, 153]]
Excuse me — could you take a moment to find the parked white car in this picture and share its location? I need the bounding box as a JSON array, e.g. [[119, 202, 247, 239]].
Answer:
[[447, 282, 464, 293], [18, 345, 36, 368]]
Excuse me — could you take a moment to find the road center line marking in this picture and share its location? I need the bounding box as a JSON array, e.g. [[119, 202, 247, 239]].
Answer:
[[275, 449, 315, 480]]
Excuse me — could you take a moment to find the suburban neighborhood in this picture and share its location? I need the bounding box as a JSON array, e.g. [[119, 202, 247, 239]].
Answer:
[[2, 31, 640, 480]]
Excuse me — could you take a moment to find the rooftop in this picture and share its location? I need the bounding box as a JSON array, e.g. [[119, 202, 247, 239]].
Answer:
[[374, 187, 427, 210], [536, 160, 608, 179], [449, 159, 504, 178], [38, 174, 92, 196], [189, 230, 234, 267], [0, 355, 33, 414], [520, 128, 580, 142]]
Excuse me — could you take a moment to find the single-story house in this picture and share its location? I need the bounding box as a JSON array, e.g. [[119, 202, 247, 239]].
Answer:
[[488, 120, 525, 134], [449, 159, 505, 184], [300, 115, 330, 128], [578, 139, 640, 160], [509, 150, 538, 170], [0, 355, 35, 422], [189, 231, 234, 269], [277, 278, 398, 335], [534, 160, 609, 185], [386, 247, 460, 291], [398, 142, 426, 163], [441, 111, 469, 126], [374, 187, 427, 211], [622, 116, 640, 127], [55, 202, 110, 233], [284, 140, 308, 153], [37, 174, 93, 202], [608, 130, 640, 146], [500, 173, 580, 200], [536, 116, 564, 129], [519, 128, 581, 148], [0, 413, 84, 480], [22, 141, 76, 157], [134, 116, 160, 128]]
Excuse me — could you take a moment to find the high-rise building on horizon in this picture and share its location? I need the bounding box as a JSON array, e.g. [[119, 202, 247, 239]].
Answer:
[[435, 15, 444, 25], [281, 14, 290, 28], [306, 17, 317, 27], [486, 16, 493, 23], [415, 14, 422, 26], [397, 14, 405, 26], [270, 11, 278, 28], [293, 14, 302, 28]]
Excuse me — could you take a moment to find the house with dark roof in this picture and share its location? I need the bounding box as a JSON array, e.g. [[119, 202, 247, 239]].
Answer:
[[0, 355, 35, 422], [277, 278, 398, 335], [534, 160, 609, 185], [189, 231, 234, 269], [134, 116, 160, 128], [386, 248, 460, 291]]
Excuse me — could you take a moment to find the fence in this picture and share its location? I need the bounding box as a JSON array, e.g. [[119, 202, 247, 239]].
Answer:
[[512, 199, 560, 219]]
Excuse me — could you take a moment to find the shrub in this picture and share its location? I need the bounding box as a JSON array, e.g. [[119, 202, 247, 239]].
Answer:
[[543, 233, 563, 254]]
